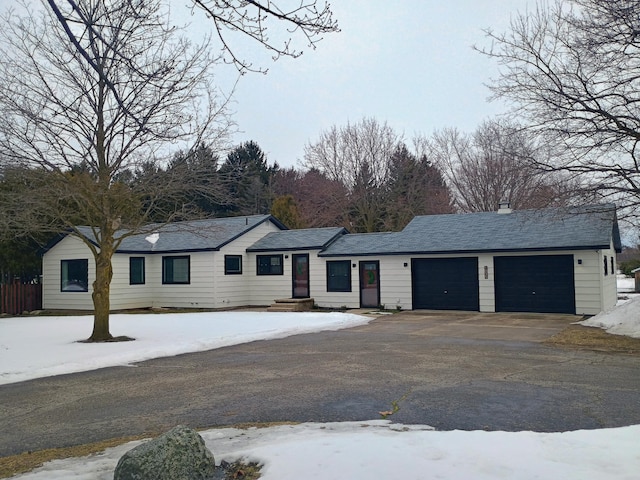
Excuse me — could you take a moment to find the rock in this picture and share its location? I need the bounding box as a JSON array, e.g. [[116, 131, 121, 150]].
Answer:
[[113, 425, 216, 480]]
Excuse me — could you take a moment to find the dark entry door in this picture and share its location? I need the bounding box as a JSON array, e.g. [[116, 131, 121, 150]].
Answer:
[[494, 255, 575, 314], [359, 261, 380, 308], [292, 254, 310, 298], [411, 257, 479, 311]]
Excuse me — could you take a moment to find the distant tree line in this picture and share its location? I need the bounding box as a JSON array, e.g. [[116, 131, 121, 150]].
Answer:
[[1, 116, 578, 284]]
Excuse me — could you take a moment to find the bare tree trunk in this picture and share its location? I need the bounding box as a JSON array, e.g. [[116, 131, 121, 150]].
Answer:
[[89, 241, 114, 342]]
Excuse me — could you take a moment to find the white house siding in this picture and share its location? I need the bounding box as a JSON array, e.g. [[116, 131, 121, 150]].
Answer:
[[601, 241, 618, 313], [378, 257, 412, 310], [42, 236, 95, 310], [477, 254, 496, 312], [312, 256, 412, 310], [214, 221, 283, 308], [108, 254, 154, 310], [312, 257, 359, 309], [571, 250, 604, 315], [246, 250, 304, 305], [149, 250, 214, 308]]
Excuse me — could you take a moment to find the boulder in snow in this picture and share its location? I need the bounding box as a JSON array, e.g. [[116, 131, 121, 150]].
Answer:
[[113, 425, 216, 480]]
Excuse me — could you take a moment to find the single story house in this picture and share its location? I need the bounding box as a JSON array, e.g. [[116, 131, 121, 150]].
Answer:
[[42, 203, 621, 315]]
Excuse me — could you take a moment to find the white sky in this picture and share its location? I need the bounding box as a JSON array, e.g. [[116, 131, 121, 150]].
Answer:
[[0, 0, 534, 168], [212, 1, 534, 167], [3, 282, 640, 479]]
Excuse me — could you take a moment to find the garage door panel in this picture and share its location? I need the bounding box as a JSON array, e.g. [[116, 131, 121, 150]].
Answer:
[[412, 258, 479, 311], [494, 255, 575, 314]]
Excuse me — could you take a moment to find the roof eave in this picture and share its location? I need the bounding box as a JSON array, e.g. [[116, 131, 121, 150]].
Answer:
[[247, 246, 323, 253], [319, 245, 611, 257]]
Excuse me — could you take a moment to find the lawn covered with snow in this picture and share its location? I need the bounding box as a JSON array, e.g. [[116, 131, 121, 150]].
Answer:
[[3, 283, 640, 479], [0, 311, 370, 385], [12, 421, 640, 479]]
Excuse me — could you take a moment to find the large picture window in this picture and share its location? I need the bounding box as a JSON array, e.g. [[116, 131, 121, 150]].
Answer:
[[61, 259, 89, 292], [326, 260, 351, 292], [129, 257, 145, 285], [163, 256, 190, 284], [257, 254, 283, 275], [225, 255, 243, 275]]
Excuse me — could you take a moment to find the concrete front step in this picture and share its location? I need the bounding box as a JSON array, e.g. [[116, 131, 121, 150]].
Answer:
[[267, 298, 314, 312]]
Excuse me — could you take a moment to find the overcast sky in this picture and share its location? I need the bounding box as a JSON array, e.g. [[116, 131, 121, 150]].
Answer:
[[2, 1, 533, 168], [213, 1, 534, 168]]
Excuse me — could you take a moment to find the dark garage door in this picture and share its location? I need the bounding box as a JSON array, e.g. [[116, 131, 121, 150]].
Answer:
[[412, 258, 479, 310], [494, 255, 575, 314]]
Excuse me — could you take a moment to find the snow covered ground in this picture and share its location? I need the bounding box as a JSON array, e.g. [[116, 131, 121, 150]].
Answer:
[[579, 274, 640, 337], [2, 278, 640, 479], [13, 421, 640, 480], [616, 274, 635, 294], [0, 311, 370, 385]]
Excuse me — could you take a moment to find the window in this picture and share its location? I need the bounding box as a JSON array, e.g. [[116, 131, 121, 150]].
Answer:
[[163, 256, 190, 284], [326, 260, 351, 292], [611, 256, 615, 275], [129, 257, 145, 285], [604, 255, 608, 276], [225, 255, 243, 275], [61, 259, 88, 292], [257, 254, 283, 275]]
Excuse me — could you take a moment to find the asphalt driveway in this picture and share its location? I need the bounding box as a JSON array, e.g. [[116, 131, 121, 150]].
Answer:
[[2, 310, 640, 457]]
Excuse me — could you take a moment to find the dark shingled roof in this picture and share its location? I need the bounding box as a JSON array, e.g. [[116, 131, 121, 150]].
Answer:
[[54, 215, 286, 254], [247, 227, 348, 252], [320, 205, 621, 257]]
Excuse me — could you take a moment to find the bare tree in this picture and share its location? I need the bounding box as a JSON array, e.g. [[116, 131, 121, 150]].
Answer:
[[273, 167, 349, 228], [190, 0, 338, 73], [0, 1, 231, 341], [477, 0, 640, 217], [303, 118, 402, 232], [45, 0, 338, 117], [430, 120, 574, 212]]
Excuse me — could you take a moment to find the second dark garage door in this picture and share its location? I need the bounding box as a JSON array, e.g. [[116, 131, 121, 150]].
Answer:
[[494, 255, 575, 314], [412, 257, 479, 310]]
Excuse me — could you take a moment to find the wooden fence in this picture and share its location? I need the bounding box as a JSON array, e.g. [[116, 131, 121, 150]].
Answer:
[[0, 283, 42, 315]]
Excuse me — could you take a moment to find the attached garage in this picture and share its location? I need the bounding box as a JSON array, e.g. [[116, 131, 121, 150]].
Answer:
[[412, 257, 479, 311], [494, 255, 575, 314], [316, 203, 620, 315]]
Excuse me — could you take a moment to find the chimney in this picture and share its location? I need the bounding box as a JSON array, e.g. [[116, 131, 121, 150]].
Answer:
[[497, 201, 512, 214]]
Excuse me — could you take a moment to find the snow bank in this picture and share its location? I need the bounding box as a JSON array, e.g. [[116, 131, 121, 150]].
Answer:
[[13, 421, 640, 480], [580, 296, 640, 338]]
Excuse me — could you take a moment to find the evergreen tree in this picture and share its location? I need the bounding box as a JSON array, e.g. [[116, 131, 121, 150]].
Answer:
[[219, 141, 274, 215], [385, 144, 455, 230]]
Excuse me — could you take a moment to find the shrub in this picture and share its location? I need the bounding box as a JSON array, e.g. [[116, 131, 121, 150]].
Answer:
[[619, 259, 640, 276]]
